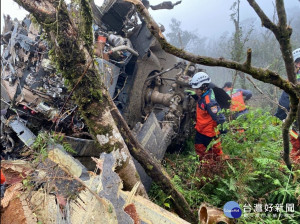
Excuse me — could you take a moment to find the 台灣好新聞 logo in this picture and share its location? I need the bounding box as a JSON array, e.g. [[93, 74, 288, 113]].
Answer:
[[223, 201, 242, 218]]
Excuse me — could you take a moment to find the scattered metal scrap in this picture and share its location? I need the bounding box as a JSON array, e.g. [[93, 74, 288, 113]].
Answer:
[[3, 116, 36, 148], [1, 0, 198, 182], [0, 15, 89, 160]]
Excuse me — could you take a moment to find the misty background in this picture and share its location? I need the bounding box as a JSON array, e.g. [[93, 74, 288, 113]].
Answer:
[[1, 0, 300, 111]]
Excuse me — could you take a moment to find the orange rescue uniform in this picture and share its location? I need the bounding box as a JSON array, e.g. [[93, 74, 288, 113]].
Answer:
[[227, 89, 247, 112], [194, 90, 225, 160]]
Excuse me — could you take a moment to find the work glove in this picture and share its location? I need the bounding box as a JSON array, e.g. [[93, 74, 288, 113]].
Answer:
[[184, 90, 196, 96], [184, 90, 198, 100]]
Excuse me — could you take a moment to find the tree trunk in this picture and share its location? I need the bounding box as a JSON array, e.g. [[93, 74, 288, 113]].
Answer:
[[14, 0, 147, 197]]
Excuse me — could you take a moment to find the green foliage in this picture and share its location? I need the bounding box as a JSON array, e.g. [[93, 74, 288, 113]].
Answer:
[[32, 132, 50, 159], [220, 108, 282, 158], [32, 131, 77, 160], [52, 132, 77, 154], [149, 109, 300, 223], [148, 183, 174, 210]]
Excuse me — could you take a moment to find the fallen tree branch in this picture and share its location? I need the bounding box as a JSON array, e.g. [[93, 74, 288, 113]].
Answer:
[[108, 95, 198, 223]]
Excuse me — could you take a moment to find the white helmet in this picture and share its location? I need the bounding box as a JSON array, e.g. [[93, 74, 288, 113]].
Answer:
[[189, 72, 211, 89], [293, 48, 300, 62]]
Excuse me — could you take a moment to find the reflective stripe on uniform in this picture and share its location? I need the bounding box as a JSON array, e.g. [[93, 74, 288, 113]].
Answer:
[[290, 129, 298, 139]]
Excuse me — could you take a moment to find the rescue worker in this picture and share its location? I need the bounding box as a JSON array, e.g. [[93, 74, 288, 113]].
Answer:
[[189, 72, 226, 160], [223, 82, 252, 119], [274, 48, 300, 160]]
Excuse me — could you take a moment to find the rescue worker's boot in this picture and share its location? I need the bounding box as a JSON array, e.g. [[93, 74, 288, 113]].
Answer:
[[195, 144, 216, 167]]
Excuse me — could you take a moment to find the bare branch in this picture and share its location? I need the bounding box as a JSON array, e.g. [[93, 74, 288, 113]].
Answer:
[[247, 0, 295, 84], [273, 0, 295, 84], [126, 0, 297, 98], [244, 48, 252, 68], [276, 0, 287, 27], [246, 0, 277, 32]]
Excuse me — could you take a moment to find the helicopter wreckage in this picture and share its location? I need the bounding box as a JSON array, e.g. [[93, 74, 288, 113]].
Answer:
[[1, 0, 200, 188], [0, 3, 232, 224], [0, 1, 234, 223]]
